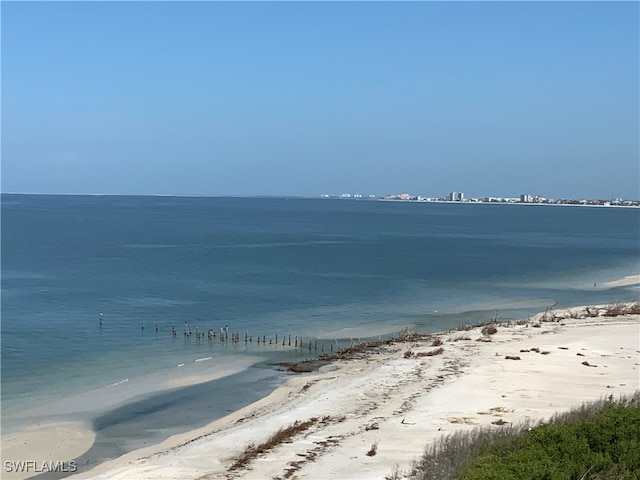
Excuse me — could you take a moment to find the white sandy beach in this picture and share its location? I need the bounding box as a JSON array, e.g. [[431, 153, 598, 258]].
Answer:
[[3, 305, 639, 480]]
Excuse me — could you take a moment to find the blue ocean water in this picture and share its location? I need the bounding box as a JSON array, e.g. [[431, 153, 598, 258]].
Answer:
[[2, 195, 639, 440]]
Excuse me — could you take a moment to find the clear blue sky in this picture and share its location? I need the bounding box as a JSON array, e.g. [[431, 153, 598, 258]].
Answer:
[[2, 1, 638, 199]]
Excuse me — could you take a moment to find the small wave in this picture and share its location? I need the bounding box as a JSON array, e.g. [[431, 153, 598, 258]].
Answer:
[[123, 244, 178, 249], [177, 363, 185, 367], [2, 271, 50, 280], [123, 296, 194, 307], [107, 379, 129, 388], [213, 240, 353, 250], [195, 357, 212, 362]]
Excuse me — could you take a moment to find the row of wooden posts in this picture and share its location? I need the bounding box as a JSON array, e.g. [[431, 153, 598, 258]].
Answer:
[[99, 313, 334, 353]]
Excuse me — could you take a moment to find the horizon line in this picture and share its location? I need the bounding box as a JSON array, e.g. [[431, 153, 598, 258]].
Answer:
[[2, 191, 639, 203]]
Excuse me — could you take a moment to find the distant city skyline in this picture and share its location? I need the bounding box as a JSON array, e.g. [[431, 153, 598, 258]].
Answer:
[[3, 2, 639, 199], [380, 190, 639, 206]]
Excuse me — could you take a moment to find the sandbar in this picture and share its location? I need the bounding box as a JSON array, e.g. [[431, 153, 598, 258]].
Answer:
[[1, 422, 94, 480], [604, 274, 640, 288]]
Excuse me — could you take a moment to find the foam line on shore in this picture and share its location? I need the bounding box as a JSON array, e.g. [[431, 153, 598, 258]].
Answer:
[[105, 379, 129, 388]]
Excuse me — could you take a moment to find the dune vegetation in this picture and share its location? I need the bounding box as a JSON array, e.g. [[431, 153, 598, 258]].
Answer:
[[402, 392, 640, 480]]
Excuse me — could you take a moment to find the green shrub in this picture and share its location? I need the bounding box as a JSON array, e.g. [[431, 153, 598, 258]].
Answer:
[[457, 396, 640, 480]]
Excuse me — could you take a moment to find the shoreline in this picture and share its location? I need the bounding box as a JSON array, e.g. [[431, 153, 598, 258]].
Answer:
[[2, 268, 636, 425], [56, 304, 639, 480], [2, 302, 638, 480]]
